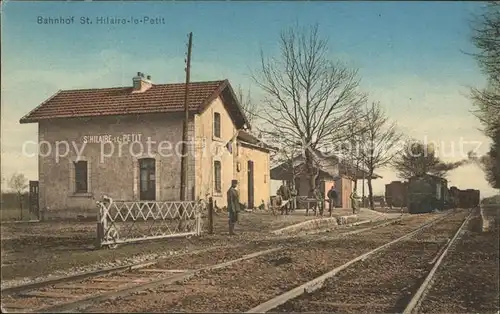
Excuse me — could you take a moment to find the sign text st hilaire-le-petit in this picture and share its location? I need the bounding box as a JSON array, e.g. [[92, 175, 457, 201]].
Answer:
[[82, 134, 143, 144]]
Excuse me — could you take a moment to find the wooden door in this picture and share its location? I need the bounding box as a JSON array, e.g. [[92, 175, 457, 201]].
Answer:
[[29, 181, 39, 218]]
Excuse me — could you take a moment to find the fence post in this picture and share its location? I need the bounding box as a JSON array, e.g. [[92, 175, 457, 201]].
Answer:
[[208, 197, 214, 234], [95, 201, 104, 249]]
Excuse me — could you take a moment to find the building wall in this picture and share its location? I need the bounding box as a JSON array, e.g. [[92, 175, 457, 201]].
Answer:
[[38, 113, 195, 218], [295, 176, 310, 197], [37, 96, 270, 218], [194, 97, 236, 208], [235, 143, 271, 209]]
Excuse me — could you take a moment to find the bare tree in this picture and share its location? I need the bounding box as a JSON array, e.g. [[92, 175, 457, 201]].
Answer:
[[236, 85, 258, 126], [468, 1, 500, 188], [469, 130, 500, 189], [274, 146, 303, 186], [7, 173, 28, 220], [392, 140, 468, 180], [339, 106, 366, 189], [360, 102, 403, 209], [252, 24, 366, 194], [470, 1, 500, 87], [266, 127, 307, 186]]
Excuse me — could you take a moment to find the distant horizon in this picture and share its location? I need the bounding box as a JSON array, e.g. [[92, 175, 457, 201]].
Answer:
[[2, 1, 499, 197]]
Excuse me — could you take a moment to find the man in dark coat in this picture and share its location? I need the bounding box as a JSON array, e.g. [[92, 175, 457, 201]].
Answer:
[[350, 189, 360, 214], [314, 187, 324, 216], [277, 183, 291, 215], [227, 179, 240, 235], [327, 185, 338, 216], [289, 185, 297, 212]]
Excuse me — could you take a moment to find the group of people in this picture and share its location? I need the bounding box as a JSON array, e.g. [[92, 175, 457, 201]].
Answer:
[[275, 183, 297, 215], [276, 183, 352, 217], [225, 179, 363, 235]]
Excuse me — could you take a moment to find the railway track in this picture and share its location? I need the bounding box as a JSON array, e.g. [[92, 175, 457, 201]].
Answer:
[[417, 208, 499, 313], [0, 215, 407, 313], [78, 211, 458, 313], [0, 212, 449, 313], [0, 244, 280, 313], [250, 209, 472, 313], [0, 216, 397, 290]]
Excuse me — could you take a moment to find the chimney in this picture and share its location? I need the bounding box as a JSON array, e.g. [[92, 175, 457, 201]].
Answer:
[[132, 72, 152, 93]]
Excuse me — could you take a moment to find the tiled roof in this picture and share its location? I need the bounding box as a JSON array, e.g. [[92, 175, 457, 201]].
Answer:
[[237, 130, 278, 152], [270, 149, 382, 180], [20, 79, 247, 125]]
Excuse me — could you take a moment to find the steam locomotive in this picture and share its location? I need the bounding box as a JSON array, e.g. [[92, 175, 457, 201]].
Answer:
[[385, 174, 480, 214]]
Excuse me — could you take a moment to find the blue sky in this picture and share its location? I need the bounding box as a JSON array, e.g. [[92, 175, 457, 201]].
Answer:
[[1, 1, 497, 197]]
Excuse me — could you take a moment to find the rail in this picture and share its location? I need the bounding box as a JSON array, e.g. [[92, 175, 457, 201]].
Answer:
[[402, 210, 473, 314], [246, 210, 456, 313]]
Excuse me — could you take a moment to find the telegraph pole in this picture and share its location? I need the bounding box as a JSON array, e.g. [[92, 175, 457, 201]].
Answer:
[[180, 32, 192, 201]]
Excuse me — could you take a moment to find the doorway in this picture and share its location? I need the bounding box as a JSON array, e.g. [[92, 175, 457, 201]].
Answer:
[[29, 180, 39, 219], [247, 160, 254, 209], [139, 158, 156, 201]]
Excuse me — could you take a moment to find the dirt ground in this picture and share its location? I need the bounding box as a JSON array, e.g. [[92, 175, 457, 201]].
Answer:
[[82, 213, 440, 313], [0, 210, 316, 282], [274, 211, 469, 313], [0, 208, 39, 222]]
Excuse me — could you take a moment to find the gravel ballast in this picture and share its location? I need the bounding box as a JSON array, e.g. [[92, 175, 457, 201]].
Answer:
[[83, 212, 445, 312], [273, 210, 469, 313], [418, 211, 500, 314]]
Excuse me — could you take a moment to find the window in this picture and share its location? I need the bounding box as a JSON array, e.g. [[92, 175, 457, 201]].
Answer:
[[139, 158, 156, 200], [213, 112, 221, 138], [74, 161, 88, 193], [214, 160, 222, 193]]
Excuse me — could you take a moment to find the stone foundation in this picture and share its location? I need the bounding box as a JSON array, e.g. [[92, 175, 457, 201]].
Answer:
[[271, 217, 339, 235]]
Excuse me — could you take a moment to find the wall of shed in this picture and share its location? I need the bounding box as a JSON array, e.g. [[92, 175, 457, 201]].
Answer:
[[292, 175, 352, 209], [336, 176, 353, 209]]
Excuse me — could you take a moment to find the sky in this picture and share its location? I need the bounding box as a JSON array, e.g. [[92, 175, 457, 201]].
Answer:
[[1, 1, 498, 198]]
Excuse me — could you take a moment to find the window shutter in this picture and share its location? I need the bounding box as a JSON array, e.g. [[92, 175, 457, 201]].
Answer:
[[214, 160, 222, 194], [69, 160, 75, 193], [155, 158, 161, 201], [210, 156, 214, 195], [213, 112, 221, 138], [213, 161, 216, 193], [87, 158, 92, 193], [133, 159, 139, 200]]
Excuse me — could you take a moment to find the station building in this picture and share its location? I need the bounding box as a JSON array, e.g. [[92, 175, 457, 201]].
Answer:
[[20, 73, 273, 219]]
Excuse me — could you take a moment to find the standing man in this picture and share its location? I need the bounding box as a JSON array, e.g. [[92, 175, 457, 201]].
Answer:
[[350, 188, 360, 215], [327, 185, 338, 217], [227, 179, 240, 235], [277, 182, 291, 215], [314, 187, 324, 216], [289, 184, 297, 213]]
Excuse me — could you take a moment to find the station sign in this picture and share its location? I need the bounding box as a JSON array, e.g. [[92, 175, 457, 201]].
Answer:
[[82, 133, 143, 143]]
